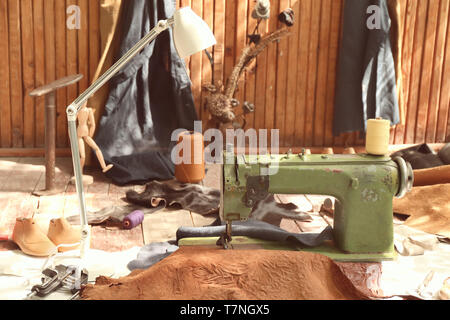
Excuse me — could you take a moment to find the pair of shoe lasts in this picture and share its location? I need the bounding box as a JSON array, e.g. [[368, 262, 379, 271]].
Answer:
[[12, 217, 81, 257]]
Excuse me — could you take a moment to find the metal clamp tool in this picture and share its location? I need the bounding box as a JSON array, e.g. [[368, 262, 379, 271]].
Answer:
[[25, 265, 88, 300]]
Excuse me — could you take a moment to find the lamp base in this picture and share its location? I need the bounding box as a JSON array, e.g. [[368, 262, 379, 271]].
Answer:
[[70, 175, 94, 186]]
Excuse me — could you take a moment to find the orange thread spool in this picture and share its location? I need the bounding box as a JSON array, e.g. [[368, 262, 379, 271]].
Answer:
[[175, 131, 205, 184]]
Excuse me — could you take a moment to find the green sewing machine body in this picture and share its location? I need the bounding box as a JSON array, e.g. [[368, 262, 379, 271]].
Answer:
[[219, 150, 413, 260]]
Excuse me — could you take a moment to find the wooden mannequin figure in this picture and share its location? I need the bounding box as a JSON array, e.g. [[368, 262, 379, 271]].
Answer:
[[71, 104, 113, 185]]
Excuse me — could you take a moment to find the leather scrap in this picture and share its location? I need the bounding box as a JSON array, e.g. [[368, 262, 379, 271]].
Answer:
[[126, 181, 312, 226], [126, 180, 220, 216], [393, 184, 450, 239], [394, 225, 440, 256], [66, 205, 162, 226], [69, 181, 312, 228], [176, 220, 334, 248], [127, 242, 179, 271], [439, 278, 450, 300]]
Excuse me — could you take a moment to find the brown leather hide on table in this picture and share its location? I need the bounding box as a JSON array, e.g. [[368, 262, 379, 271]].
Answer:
[[393, 184, 450, 238], [81, 247, 370, 300]]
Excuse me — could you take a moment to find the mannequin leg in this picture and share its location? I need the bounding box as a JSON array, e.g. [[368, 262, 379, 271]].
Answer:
[[83, 136, 113, 173], [78, 138, 86, 174]]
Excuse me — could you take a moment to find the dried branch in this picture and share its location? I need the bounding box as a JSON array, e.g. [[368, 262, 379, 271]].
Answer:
[[224, 28, 291, 99]]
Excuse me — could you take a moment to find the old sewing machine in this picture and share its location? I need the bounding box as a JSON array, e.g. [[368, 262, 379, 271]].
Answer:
[[217, 148, 414, 262]]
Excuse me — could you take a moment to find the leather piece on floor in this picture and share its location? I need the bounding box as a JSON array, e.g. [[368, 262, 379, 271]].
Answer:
[[66, 205, 162, 225], [81, 247, 371, 300], [127, 242, 179, 271], [126, 180, 220, 216], [125, 181, 312, 226], [393, 184, 450, 238]]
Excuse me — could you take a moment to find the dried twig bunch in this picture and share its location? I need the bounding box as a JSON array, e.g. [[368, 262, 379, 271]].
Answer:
[[203, 4, 295, 131]]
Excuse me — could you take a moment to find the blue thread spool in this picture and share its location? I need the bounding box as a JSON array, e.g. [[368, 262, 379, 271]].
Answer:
[[123, 210, 145, 230]]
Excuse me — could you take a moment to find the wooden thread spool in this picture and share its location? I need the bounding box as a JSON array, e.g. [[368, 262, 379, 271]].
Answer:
[[366, 118, 390, 156], [175, 131, 205, 184]]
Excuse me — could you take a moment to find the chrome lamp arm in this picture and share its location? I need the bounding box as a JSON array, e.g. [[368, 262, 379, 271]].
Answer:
[[66, 18, 173, 258]]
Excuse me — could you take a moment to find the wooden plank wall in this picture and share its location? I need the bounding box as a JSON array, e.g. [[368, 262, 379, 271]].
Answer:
[[0, 0, 449, 152], [393, 0, 450, 145], [0, 0, 101, 150]]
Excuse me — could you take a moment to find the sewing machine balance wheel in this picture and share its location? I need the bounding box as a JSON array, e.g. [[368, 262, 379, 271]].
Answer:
[[393, 156, 414, 199]]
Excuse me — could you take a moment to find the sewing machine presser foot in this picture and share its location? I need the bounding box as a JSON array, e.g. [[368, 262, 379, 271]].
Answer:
[[217, 222, 233, 249]]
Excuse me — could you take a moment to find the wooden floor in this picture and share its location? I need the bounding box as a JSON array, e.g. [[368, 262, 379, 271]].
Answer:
[[0, 157, 146, 252], [0, 157, 332, 252]]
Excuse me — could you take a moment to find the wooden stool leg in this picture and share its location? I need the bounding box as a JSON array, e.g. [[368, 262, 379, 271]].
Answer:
[[45, 92, 56, 191]]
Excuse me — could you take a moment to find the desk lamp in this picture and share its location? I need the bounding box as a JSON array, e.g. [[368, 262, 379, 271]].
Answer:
[[66, 7, 216, 258]]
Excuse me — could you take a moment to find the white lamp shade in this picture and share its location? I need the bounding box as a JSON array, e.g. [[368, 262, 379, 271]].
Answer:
[[173, 7, 217, 59]]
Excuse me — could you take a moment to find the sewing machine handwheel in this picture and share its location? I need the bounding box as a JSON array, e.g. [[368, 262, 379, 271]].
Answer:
[[394, 156, 414, 199]]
